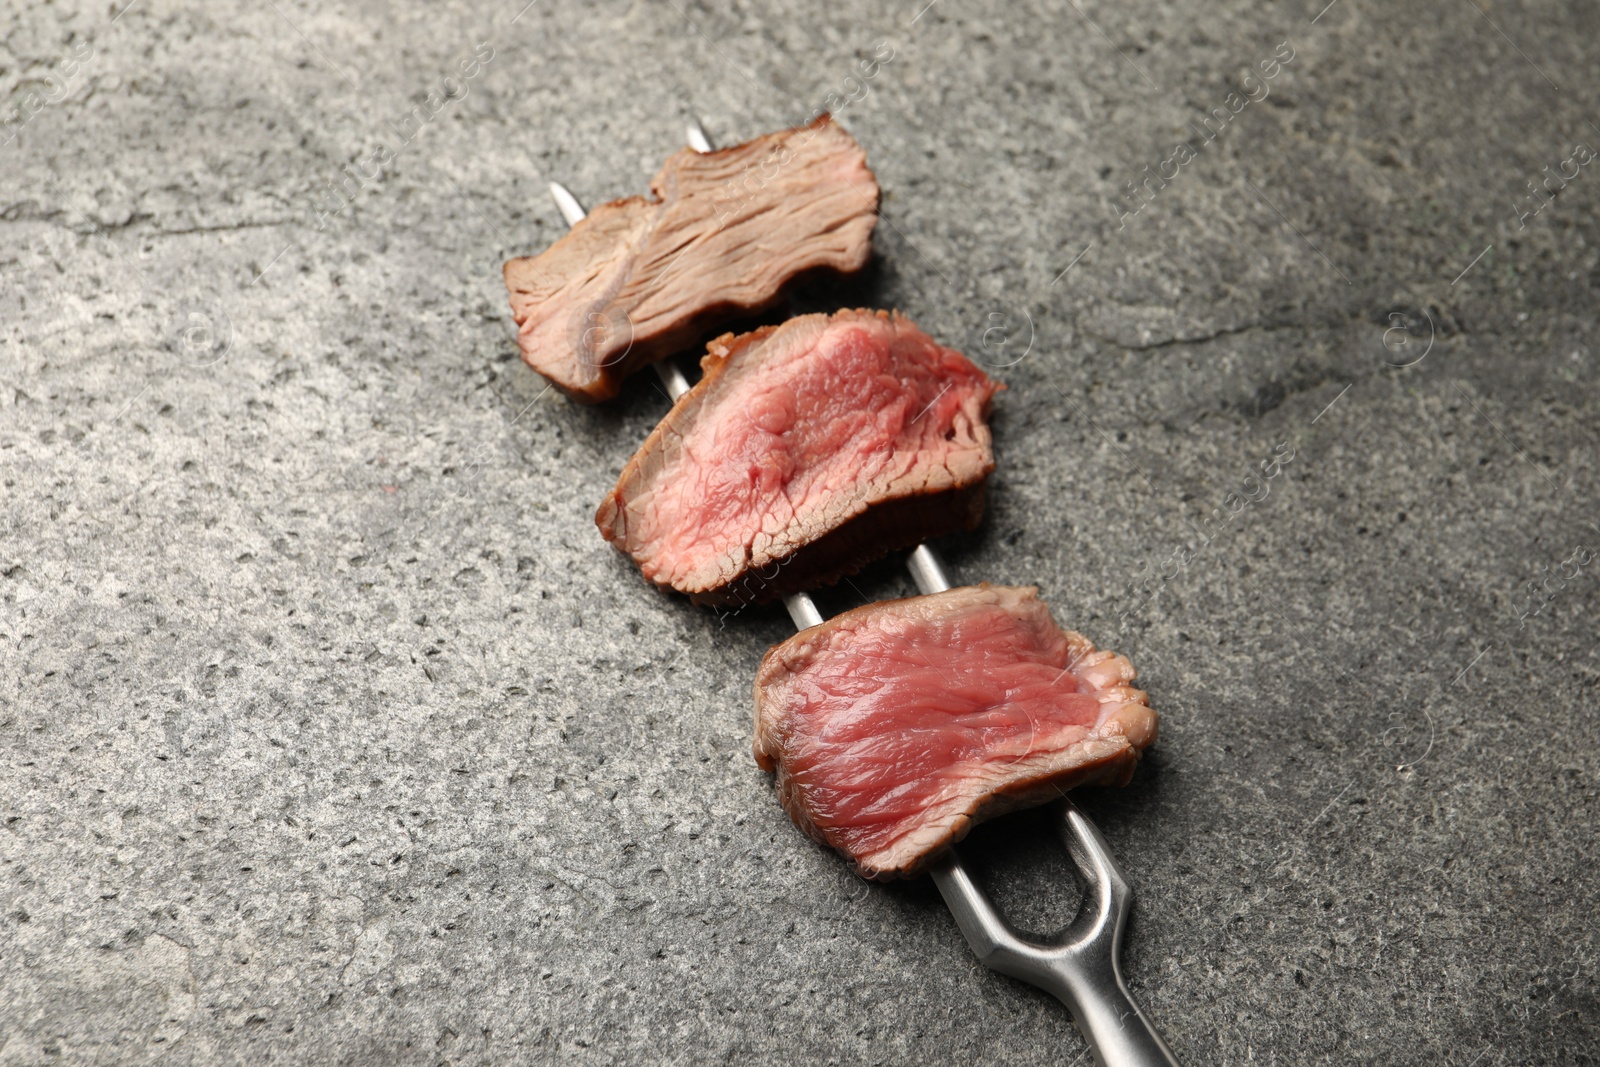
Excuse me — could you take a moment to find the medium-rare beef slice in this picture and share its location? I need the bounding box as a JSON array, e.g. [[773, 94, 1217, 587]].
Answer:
[[503, 115, 879, 403], [595, 309, 999, 607], [752, 584, 1157, 880]]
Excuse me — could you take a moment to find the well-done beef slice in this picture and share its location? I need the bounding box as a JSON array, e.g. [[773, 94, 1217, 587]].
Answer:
[[503, 115, 879, 403], [595, 310, 999, 607], [753, 585, 1158, 880]]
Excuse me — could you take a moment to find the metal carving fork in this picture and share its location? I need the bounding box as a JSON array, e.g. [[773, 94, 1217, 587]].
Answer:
[[542, 118, 1179, 1067]]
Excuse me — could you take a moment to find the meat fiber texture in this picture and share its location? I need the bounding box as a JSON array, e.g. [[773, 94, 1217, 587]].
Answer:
[[752, 585, 1158, 881], [503, 115, 879, 403], [595, 310, 999, 607]]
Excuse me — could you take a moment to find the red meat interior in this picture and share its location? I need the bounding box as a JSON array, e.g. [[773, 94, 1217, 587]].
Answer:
[[772, 597, 1107, 863], [639, 318, 991, 589]]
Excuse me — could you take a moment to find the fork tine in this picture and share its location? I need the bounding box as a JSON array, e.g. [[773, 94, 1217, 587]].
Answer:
[[548, 180, 587, 226], [686, 117, 714, 154], [1059, 798, 1133, 953]]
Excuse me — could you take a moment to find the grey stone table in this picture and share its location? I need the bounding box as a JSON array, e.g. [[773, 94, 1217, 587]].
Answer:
[[2, 0, 1596, 1063]]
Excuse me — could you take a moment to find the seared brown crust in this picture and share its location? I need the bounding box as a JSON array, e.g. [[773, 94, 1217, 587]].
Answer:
[[681, 479, 988, 609]]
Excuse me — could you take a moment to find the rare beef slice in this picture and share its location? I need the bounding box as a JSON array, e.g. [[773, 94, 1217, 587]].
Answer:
[[503, 115, 879, 403], [595, 310, 999, 607], [753, 585, 1158, 880]]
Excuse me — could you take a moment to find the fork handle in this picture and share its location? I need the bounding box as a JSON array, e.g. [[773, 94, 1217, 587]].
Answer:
[[1049, 955, 1180, 1067]]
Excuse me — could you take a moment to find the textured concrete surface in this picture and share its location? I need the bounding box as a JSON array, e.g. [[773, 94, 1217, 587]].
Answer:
[[3, 0, 1598, 1063]]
